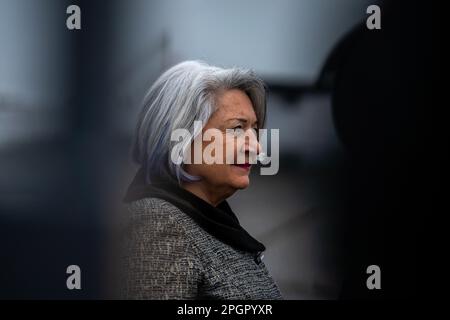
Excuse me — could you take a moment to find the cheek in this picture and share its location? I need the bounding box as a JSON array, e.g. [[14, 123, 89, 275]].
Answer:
[[205, 164, 231, 183], [193, 137, 249, 188], [224, 138, 238, 163], [195, 163, 227, 183], [199, 164, 249, 189]]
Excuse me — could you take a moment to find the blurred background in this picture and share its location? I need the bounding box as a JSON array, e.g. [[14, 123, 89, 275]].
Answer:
[[0, 0, 432, 299]]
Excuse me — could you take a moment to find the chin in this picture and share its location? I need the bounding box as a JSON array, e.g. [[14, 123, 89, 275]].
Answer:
[[230, 176, 250, 190]]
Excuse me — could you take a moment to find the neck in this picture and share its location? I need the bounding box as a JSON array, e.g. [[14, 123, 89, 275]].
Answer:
[[181, 181, 233, 207]]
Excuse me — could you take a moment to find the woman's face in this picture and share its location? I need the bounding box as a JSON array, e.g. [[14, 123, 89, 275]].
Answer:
[[183, 89, 262, 202]]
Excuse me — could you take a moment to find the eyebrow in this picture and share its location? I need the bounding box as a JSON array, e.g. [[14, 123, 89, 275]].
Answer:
[[226, 118, 258, 126]]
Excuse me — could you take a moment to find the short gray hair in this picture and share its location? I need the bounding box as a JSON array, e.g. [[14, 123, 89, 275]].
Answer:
[[131, 60, 267, 184]]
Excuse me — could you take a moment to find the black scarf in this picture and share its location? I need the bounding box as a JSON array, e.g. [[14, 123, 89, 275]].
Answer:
[[123, 168, 266, 254]]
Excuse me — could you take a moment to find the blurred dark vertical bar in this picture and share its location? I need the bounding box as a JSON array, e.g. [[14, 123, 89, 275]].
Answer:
[[62, 0, 117, 299], [333, 1, 433, 298], [0, 0, 117, 299]]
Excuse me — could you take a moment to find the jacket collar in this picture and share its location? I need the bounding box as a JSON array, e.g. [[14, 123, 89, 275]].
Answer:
[[123, 168, 266, 254]]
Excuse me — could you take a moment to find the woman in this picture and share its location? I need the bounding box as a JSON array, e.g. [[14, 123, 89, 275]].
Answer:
[[122, 60, 282, 299]]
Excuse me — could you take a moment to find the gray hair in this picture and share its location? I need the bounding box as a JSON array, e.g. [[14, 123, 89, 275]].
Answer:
[[131, 60, 267, 184]]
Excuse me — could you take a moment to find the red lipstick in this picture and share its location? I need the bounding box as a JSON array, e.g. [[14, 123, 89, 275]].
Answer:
[[233, 163, 251, 170]]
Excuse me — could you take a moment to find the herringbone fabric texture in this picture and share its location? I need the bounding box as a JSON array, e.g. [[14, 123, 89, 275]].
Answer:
[[121, 197, 283, 300]]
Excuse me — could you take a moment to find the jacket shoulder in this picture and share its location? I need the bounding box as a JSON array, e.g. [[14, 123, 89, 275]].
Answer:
[[126, 197, 182, 217], [121, 197, 203, 299]]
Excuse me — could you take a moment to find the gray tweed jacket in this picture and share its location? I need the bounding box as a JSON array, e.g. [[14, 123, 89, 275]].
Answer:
[[121, 197, 283, 300]]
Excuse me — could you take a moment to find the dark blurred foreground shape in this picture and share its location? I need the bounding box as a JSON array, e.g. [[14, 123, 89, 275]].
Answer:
[[324, 1, 433, 298]]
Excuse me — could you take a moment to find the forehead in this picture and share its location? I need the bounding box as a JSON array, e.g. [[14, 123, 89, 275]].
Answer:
[[213, 89, 257, 120]]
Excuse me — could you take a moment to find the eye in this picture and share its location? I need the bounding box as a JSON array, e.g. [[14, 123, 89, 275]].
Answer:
[[227, 126, 245, 138]]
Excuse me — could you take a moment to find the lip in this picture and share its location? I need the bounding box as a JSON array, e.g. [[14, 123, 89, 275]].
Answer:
[[232, 163, 251, 171]]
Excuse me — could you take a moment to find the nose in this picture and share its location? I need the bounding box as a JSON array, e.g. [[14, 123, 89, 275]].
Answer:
[[243, 128, 261, 155]]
